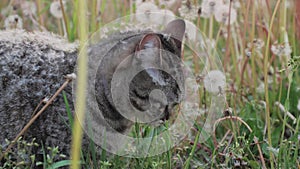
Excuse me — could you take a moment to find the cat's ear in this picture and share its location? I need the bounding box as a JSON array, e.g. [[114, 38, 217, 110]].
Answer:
[[163, 19, 186, 49], [133, 34, 161, 64], [137, 34, 161, 51]]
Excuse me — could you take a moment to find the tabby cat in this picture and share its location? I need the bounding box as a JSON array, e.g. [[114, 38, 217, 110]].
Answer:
[[88, 19, 186, 133], [0, 19, 186, 157]]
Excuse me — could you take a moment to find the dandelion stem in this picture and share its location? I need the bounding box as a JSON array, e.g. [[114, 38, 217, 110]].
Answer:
[[250, 0, 257, 98], [263, 1, 282, 168], [60, 0, 70, 39]]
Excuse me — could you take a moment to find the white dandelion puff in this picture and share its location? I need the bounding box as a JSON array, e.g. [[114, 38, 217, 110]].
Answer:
[[178, 0, 199, 20], [155, 9, 176, 25], [214, 4, 237, 25], [203, 70, 226, 94], [64, 73, 77, 80], [244, 48, 252, 57], [200, 0, 223, 18], [50, 1, 66, 19], [21, 1, 37, 16], [4, 15, 23, 30], [271, 42, 292, 57], [135, 2, 160, 24], [247, 39, 265, 50], [159, 0, 178, 8], [223, 0, 241, 9]]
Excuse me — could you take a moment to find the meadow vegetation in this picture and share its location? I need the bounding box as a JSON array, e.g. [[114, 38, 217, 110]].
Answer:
[[0, 0, 299, 168]]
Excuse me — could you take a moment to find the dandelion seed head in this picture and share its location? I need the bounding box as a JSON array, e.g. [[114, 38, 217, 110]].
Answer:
[[50, 1, 66, 19], [247, 39, 265, 50], [244, 48, 252, 57], [155, 9, 176, 25], [223, 0, 241, 9], [4, 15, 23, 30], [203, 70, 226, 94], [178, 0, 199, 20], [135, 2, 159, 24], [200, 0, 223, 18], [271, 42, 292, 57], [214, 4, 237, 25], [65, 73, 77, 80], [21, 1, 37, 16]]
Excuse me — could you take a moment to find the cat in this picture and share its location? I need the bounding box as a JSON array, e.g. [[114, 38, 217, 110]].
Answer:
[[0, 19, 186, 158], [89, 19, 186, 133]]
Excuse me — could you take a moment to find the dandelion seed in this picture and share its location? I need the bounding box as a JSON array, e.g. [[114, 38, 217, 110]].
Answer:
[[223, 0, 241, 9], [244, 48, 252, 57], [200, 0, 223, 18], [155, 9, 176, 25], [297, 99, 300, 111], [214, 4, 237, 25], [267, 147, 279, 154], [42, 97, 50, 103], [4, 15, 23, 30], [271, 42, 292, 57], [233, 159, 241, 167], [135, 2, 159, 24], [256, 82, 265, 94], [203, 70, 226, 94], [21, 1, 37, 16], [64, 73, 77, 80], [178, 0, 199, 20], [50, 1, 66, 19], [247, 39, 265, 50]]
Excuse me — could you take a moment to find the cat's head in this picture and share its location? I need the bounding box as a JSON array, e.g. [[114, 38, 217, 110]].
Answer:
[[129, 19, 186, 125]]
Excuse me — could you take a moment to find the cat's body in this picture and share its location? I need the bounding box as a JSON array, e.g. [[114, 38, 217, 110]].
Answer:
[[0, 20, 186, 157]]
